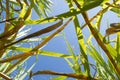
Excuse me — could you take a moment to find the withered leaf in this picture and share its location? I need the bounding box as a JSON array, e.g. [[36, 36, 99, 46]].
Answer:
[[105, 23, 120, 37]]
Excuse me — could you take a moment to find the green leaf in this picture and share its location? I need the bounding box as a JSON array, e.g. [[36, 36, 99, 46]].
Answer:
[[77, 0, 84, 7], [19, 2, 27, 18], [50, 76, 67, 80], [65, 58, 73, 69], [87, 43, 116, 79], [116, 33, 120, 54], [110, 7, 120, 17], [4, 57, 29, 75], [9, 46, 73, 59], [81, 0, 104, 11], [19, 62, 36, 80], [32, 1, 44, 18], [0, 63, 10, 72], [115, 33, 120, 69], [64, 36, 81, 73], [73, 15, 90, 76]]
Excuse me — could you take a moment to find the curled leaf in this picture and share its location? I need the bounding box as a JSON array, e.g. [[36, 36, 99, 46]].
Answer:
[[105, 23, 120, 37], [103, 23, 120, 43], [110, 23, 120, 28], [12, 0, 23, 11]]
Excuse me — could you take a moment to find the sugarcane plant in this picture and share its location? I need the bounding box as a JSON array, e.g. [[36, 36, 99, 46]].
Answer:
[[0, 0, 120, 80]]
